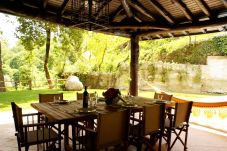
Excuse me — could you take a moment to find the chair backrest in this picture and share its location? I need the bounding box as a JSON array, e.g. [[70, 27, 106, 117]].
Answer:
[[143, 104, 166, 135], [77, 92, 95, 100], [154, 92, 172, 101], [39, 93, 63, 103], [96, 110, 129, 150], [11, 102, 23, 137], [174, 101, 193, 127]]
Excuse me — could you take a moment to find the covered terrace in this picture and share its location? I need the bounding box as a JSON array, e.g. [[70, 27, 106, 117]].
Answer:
[[0, 0, 227, 151]]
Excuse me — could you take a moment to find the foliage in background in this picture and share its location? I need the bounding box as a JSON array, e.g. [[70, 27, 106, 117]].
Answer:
[[140, 32, 227, 64], [0, 14, 227, 90]]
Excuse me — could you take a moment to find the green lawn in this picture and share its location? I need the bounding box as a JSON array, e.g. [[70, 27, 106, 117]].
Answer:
[[0, 89, 224, 112]]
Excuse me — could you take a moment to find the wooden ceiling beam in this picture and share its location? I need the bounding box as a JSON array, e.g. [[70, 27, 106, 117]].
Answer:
[[202, 29, 207, 33], [220, 0, 227, 8], [182, 31, 189, 36], [193, 0, 211, 17], [109, 5, 123, 22], [147, 0, 175, 24], [95, 0, 112, 19], [156, 34, 162, 38], [139, 17, 227, 37], [109, 23, 170, 30], [0, 1, 73, 26], [58, 0, 70, 18], [172, 0, 194, 21], [168, 33, 174, 37], [42, 0, 48, 9], [127, 0, 155, 21], [121, 0, 133, 18], [134, 16, 142, 22]]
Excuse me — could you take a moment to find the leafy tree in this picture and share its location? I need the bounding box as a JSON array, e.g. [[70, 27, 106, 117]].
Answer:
[[16, 17, 57, 88], [52, 26, 84, 77]]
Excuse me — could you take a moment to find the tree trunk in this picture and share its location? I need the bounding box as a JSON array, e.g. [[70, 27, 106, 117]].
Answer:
[[44, 28, 53, 89], [129, 33, 139, 96], [0, 41, 6, 92]]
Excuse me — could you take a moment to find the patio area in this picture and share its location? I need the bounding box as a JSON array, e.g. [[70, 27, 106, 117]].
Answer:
[[1, 110, 227, 151]]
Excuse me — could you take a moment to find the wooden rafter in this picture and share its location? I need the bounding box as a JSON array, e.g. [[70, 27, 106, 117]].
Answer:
[[109, 22, 169, 30], [220, 0, 227, 8], [156, 34, 162, 38], [127, 0, 155, 21], [182, 31, 189, 35], [95, 0, 112, 19], [42, 0, 48, 9], [202, 29, 207, 33], [193, 0, 211, 17], [168, 33, 174, 37], [147, 0, 175, 24], [121, 0, 133, 18], [15, 0, 24, 6], [109, 5, 124, 22], [139, 17, 227, 37], [172, 0, 194, 21], [134, 16, 142, 22], [58, 0, 70, 18]]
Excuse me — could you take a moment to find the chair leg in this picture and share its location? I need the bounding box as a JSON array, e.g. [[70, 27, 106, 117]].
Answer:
[[25, 146, 29, 151], [167, 128, 171, 151], [137, 140, 142, 151], [158, 134, 162, 151], [17, 138, 22, 151], [184, 126, 189, 151]]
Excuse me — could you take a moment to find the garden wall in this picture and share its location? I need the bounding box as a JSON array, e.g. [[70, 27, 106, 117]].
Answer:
[[84, 56, 227, 94]]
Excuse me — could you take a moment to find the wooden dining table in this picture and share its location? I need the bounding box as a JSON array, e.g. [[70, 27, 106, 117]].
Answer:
[[31, 96, 174, 149]]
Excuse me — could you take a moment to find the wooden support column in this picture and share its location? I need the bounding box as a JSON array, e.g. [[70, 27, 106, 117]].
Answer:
[[129, 33, 139, 96]]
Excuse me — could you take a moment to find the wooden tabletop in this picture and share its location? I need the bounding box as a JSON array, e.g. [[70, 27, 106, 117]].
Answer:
[[31, 100, 128, 121], [31, 96, 174, 122]]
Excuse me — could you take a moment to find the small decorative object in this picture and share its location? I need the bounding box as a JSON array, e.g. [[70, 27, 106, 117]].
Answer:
[[103, 88, 122, 105]]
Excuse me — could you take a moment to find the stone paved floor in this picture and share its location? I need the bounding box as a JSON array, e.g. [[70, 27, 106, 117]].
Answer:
[[1, 110, 227, 151]]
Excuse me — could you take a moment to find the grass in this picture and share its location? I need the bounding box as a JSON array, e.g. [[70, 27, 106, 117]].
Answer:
[[0, 89, 225, 112]]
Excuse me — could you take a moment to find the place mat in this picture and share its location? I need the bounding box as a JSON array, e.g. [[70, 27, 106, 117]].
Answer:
[[50, 100, 69, 105]]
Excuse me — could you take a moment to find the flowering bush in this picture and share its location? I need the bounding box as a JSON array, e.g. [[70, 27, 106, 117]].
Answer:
[[103, 88, 121, 105]]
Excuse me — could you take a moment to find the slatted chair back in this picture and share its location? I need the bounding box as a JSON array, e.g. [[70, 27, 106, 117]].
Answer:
[[39, 93, 63, 103], [11, 102, 23, 137], [96, 110, 129, 150], [143, 104, 165, 136], [11, 102, 62, 151], [77, 92, 95, 100], [174, 101, 193, 128], [154, 92, 172, 101]]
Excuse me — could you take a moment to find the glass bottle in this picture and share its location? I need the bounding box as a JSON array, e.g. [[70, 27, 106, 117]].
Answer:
[[83, 86, 89, 108]]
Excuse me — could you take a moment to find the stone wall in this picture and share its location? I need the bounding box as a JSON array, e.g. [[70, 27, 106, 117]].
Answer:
[[82, 56, 227, 93]]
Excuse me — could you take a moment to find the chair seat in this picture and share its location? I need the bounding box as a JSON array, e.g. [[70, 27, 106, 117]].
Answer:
[[20, 128, 59, 145], [165, 118, 186, 129]]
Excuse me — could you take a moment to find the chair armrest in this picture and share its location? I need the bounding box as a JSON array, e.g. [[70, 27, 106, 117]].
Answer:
[[23, 121, 59, 128], [22, 112, 41, 117]]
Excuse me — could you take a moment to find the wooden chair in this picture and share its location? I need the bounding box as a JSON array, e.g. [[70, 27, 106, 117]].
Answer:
[[11, 102, 62, 151], [129, 104, 166, 151], [67, 110, 129, 151], [39, 93, 63, 103], [154, 92, 172, 101], [164, 101, 193, 151]]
